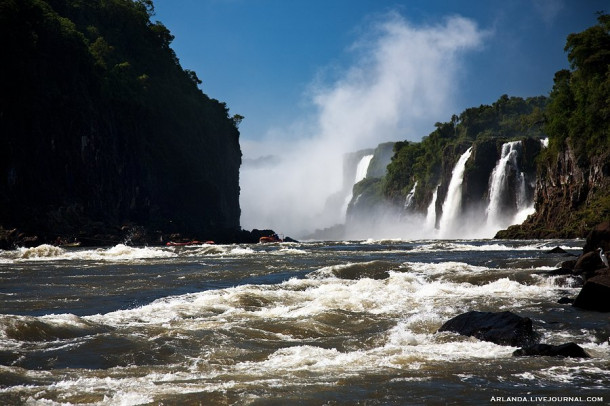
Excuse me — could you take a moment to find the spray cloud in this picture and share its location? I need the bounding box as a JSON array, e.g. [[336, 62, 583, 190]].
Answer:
[[240, 12, 484, 237]]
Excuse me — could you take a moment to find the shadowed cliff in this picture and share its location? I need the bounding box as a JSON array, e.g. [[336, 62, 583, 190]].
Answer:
[[0, 0, 242, 246]]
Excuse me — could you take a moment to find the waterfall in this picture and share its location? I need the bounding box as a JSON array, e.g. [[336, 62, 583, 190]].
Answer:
[[404, 182, 418, 210], [425, 186, 439, 231], [486, 141, 534, 230], [355, 155, 373, 182], [342, 154, 374, 219], [439, 147, 472, 237]]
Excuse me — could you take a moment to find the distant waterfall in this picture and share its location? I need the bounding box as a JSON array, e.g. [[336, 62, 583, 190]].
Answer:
[[425, 186, 439, 231], [404, 182, 418, 210], [342, 154, 374, 219], [439, 147, 472, 237], [355, 155, 373, 182], [486, 141, 534, 230]]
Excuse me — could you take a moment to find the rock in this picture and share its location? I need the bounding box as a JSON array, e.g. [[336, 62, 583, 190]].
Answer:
[[544, 268, 573, 276], [513, 342, 589, 358], [437, 311, 537, 347], [560, 259, 577, 271], [558, 297, 574, 304], [573, 273, 610, 312], [547, 246, 569, 254], [573, 251, 606, 279], [583, 221, 610, 254]]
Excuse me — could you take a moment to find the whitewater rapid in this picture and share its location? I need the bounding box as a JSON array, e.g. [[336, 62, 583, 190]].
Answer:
[[0, 240, 608, 404]]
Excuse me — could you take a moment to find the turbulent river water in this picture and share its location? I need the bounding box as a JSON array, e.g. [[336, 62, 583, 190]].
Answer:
[[1, 239, 609, 405]]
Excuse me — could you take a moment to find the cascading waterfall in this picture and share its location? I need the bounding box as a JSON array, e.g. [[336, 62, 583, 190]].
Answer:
[[439, 147, 472, 238], [342, 155, 374, 219], [425, 186, 439, 231], [404, 182, 418, 210], [486, 141, 534, 230]]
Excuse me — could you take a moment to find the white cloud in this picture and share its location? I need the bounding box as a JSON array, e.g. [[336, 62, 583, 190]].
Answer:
[[240, 12, 484, 237]]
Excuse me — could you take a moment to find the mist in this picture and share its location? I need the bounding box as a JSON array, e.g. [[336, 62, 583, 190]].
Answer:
[[240, 12, 484, 238]]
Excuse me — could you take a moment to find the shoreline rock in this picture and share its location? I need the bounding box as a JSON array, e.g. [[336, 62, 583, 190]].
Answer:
[[0, 225, 286, 250]]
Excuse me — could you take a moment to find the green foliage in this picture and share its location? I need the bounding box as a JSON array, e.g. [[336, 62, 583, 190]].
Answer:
[[542, 13, 610, 166]]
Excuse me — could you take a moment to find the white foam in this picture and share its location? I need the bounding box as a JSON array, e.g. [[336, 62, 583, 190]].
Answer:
[[273, 248, 308, 255], [4, 244, 177, 263]]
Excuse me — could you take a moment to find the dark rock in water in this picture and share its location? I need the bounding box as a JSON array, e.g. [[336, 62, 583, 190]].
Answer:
[[583, 221, 610, 254], [573, 251, 606, 279], [560, 259, 577, 271], [437, 311, 537, 347], [573, 273, 610, 312], [558, 297, 574, 304], [547, 246, 569, 254], [544, 268, 573, 276], [513, 342, 589, 358]]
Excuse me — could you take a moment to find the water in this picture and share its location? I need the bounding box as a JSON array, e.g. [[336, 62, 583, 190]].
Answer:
[[439, 147, 473, 238], [1, 240, 609, 405], [342, 154, 374, 220], [486, 141, 533, 230]]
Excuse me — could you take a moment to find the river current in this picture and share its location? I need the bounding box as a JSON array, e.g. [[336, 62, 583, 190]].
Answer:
[[0, 239, 608, 405]]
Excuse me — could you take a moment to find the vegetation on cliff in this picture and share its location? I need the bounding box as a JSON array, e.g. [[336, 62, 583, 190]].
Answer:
[[0, 0, 243, 245]]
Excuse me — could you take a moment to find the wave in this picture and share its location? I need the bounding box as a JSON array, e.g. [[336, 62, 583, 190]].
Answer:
[[409, 241, 578, 253], [0, 244, 178, 263], [0, 313, 109, 345]]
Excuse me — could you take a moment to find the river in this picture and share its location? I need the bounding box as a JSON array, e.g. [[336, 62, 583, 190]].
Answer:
[[0, 239, 608, 405]]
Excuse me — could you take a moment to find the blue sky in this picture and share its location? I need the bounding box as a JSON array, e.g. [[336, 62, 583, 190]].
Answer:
[[154, 0, 604, 144], [152, 0, 606, 234]]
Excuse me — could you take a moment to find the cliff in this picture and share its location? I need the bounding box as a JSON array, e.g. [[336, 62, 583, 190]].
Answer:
[[0, 0, 242, 246], [497, 144, 610, 238]]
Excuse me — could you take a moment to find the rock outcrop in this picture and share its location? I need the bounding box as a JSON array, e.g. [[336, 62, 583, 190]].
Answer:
[[497, 146, 610, 239]]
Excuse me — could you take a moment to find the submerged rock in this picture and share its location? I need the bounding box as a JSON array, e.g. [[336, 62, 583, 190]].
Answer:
[[437, 311, 537, 347], [513, 342, 589, 358], [547, 246, 570, 254]]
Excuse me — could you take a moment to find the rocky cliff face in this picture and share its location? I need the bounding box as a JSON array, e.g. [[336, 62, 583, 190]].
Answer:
[[0, 0, 242, 247], [497, 143, 610, 238]]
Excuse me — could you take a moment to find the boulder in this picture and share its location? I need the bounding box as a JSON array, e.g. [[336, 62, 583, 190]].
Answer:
[[513, 342, 589, 358], [573, 273, 610, 311], [573, 251, 606, 279], [583, 221, 610, 254], [437, 311, 537, 347]]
